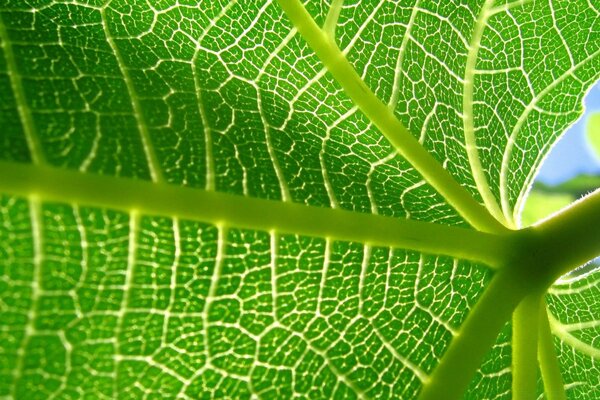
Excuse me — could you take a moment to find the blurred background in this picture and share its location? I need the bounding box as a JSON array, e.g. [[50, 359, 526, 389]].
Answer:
[[522, 80, 600, 276]]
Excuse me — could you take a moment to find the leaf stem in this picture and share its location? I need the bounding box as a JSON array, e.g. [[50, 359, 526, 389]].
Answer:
[[512, 292, 543, 400], [276, 0, 508, 234], [538, 302, 567, 400], [417, 267, 531, 400], [0, 160, 510, 266], [532, 189, 600, 280]]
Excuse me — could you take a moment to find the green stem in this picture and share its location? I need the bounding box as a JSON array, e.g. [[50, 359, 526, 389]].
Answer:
[[532, 189, 600, 280], [538, 302, 566, 400], [276, 0, 508, 234], [417, 267, 531, 400], [512, 292, 542, 400], [0, 160, 510, 265]]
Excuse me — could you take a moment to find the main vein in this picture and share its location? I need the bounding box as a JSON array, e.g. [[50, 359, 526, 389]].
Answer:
[[417, 266, 533, 400], [275, 0, 508, 234], [0, 160, 509, 267], [512, 291, 542, 400]]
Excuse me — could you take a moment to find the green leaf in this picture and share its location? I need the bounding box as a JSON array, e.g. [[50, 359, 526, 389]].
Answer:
[[586, 112, 600, 160], [1, 1, 600, 399], [547, 274, 600, 399]]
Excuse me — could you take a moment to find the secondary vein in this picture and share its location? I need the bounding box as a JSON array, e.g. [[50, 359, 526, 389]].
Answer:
[[0, 14, 43, 164], [462, 0, 508, 225], [539, 304, 567, 400], [100, 5, 164, 183], [276, 0, 508, 234]]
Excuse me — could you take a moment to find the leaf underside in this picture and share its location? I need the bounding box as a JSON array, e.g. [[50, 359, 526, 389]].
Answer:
[[0, 1, 599, 399]]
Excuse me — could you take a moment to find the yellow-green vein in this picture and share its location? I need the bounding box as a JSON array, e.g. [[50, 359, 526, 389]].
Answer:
[[463, 0, 508, 225], [0, 160, 511, 267], [276, 0, 508, 234]]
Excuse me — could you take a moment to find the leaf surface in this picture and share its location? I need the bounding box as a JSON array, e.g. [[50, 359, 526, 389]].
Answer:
[[1, 1, 599, 399]]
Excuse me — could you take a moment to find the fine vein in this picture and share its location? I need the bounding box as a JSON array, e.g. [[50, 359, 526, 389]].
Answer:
[[417, 265, 534, 400], [276, 0, 508, 234]]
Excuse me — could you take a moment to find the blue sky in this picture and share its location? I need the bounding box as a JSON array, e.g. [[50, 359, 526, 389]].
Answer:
[[535, 81, 600, 185]]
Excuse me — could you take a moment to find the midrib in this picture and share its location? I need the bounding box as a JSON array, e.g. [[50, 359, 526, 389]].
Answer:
[[0, 160, 510, 267]]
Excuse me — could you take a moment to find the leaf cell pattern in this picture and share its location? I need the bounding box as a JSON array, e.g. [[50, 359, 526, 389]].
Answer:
[[0, 0, 599, 399]]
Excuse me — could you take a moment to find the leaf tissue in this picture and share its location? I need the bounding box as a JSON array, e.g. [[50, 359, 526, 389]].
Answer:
[[0, 1, 599, 399]]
